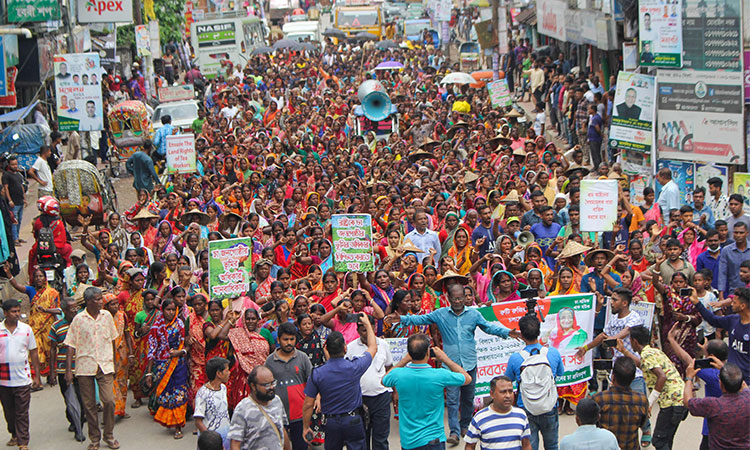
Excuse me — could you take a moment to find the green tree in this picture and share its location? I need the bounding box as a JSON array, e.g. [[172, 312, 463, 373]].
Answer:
[[115, 0, 185, 51]]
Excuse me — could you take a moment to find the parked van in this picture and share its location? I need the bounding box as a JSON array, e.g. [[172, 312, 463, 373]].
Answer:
[[282, 20, 321, 42]]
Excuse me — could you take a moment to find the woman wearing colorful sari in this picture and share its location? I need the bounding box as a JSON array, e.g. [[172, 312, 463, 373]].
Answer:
[[317, 239, 333, 274], [383, 290, 420, 338], [131, 289, 159, 408], [438, 212, 460, 257], [104, 293, 132, 418], [226, 308, 271, 411], [7, 266, 61, 383], [407, 273, 439, 313], [145, 298, 189, 439], [486, 270, 520, 303], [653, 271, 700, 376], [525, 244, 554, 290], [447, 228, 475, 276], [317, 271, 342, 311], [153, 220, 180, 260], [204, 300, 233, 362], [187, 294, 208, 410], [252, 259, 275, 305]]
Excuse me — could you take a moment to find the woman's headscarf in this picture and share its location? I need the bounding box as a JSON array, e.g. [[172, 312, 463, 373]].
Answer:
[[440, 211, 461, 259], [487, 270, 520, 303], [157, 220, 177, 257], [448, 227, 473, 275]]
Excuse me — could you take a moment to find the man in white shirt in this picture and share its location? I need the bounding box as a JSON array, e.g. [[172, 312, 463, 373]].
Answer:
[[0, 299, 41, 449], [405, 210, 441, 264], [29, 145, 54, 198], [220, 96, 240, 121], [656, 167, 681, 216], [345, 315, 393, 450]]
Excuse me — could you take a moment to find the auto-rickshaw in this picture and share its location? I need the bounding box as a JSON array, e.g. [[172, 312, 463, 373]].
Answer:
[[53, 160, 118, 227], [107, 100, 151, 177], [459, 42, 481, 72]]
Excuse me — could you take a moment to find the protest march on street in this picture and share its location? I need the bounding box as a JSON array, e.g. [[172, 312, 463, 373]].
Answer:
[[0, 0, 748, 449]]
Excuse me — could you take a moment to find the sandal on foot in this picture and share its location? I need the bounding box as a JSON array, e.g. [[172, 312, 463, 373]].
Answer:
[[131, 399, 142, 408], [87, 444, 99, 450], [104, 439, 120, 449], [173, 431, 183, 440], [6, 438, 16, 446], [18, 446, 28, 450]]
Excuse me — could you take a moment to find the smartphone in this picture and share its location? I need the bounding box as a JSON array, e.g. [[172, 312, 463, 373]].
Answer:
[[305, 431, 314, 442], [694, 358, 713, 369], [602, 338, 618, 348], [260, 302, 275, 313], [519, 288, 538, 299], [429, 348, 436, 358], [680, 288, 693, 297], [343, 313, 363, 324]]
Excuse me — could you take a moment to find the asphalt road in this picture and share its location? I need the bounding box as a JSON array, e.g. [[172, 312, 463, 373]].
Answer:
[[5, 173, 705, 449], [18, 381, 704, 449]]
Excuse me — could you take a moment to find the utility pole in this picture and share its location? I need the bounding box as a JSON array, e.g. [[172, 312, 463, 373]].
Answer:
[[491, 0, 499, 79]]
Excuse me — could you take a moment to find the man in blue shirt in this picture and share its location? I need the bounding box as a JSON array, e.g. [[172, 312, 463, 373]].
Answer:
[[125, 141, 161, 192], [471, 205, 498, 257], [530, 206, 562, 268], [302, 317, 377, 450], [691, 187, 715, 230], [718, 222, 750, 296], [580, 249, 622, 333], [559, 398, 619, 450], [505, 315, 565, 450], [395, 283, 520, 445], [696, 230, 721, 290], [382, 334, 469, 450], [152, 115, 174, 162]]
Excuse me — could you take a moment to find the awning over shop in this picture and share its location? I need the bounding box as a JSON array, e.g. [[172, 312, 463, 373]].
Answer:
[[0, 100, 38, 123], [516, 8, 537, 25]]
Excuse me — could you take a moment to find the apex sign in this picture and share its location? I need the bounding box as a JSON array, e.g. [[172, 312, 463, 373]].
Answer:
[[78, 0, 132, 22]]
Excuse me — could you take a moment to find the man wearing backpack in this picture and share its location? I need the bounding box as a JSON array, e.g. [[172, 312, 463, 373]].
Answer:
[[505, 315, 564, 450]]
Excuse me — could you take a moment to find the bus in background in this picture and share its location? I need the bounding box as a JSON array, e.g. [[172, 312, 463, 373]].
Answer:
[[190, 15, 266, 78], [334, 5, 383, 39]]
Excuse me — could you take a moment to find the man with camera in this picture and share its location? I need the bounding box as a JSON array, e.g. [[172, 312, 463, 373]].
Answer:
[[382, 333, 470, 450], [302, 316, 377, 450]]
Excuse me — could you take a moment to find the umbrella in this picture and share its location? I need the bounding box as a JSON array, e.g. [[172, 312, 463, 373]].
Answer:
[[352, 31, 378, 41], [294, 42, 318, 52], [323, 28, 347, 39], [374, 61, 404, 70], [272, 39, 298, 50], [469, 0, 490, 6], [64, 384, 85, 442], [440, 72, 476, 85], [251, 46, 273, 55], [375, 40, 399, 50]]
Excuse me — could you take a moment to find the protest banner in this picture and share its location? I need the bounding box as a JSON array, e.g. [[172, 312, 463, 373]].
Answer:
[[580, 180, 618, 232], [54, 53, 104, 131], [638, 0, 682, 67], [386, 338, 409, 363], [208, 237, 253, 301], [487, 79, 512, 108], [474, 294, 595, 397], [608, 72, 656, 158], [331, 214, 374, 272], [158, 84, 195, 103], [166, 134, 197, 174], [606, 300, 655, 331]]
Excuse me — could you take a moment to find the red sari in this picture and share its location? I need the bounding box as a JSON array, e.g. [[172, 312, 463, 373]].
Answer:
[[187, 309, 207, 408], [227, 324, 270, 411]]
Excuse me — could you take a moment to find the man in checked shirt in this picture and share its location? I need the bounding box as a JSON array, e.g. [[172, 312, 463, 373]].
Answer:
[[592, 357, 649, 450]]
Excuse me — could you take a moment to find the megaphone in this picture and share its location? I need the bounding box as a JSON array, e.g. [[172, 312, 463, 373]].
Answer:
[[517, 231, 535, 249], [358, 80, 392, 122]]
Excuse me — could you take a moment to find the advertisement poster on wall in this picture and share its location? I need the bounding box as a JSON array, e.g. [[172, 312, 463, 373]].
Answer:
[[638, 0, 682, 67], [655, 160, 695, 205], [54, 53, 103, 132], [608, 72, 656, 157], [536, 0, 566, 41], [656, 69, 744, 165], [681, 0, 741, 71], [7, 0, 59, 22], [695, 163, 728, 196], [733, 173, 750, 214]]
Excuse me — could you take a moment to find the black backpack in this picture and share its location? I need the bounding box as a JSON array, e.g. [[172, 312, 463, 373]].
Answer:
[[36, 220, 57, 258]]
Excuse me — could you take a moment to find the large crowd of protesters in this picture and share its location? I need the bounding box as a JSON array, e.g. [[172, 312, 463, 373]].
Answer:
[[0, 17, 748, 450]]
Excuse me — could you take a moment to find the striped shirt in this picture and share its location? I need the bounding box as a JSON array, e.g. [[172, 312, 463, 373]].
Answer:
[[48, 318, 74, 374], [464, 406, 530, 450]]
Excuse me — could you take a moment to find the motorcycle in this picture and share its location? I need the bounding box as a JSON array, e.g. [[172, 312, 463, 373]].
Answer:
[[34, 220, 66, 294]]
